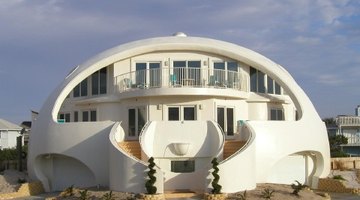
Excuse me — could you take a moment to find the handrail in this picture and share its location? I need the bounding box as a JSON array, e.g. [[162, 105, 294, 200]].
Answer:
[[220, 121, 254, 163], [215, 122, 226, 159], [138, 121, 152, 159], [336, 116, 360, 126], [114, 67, 247, 93]]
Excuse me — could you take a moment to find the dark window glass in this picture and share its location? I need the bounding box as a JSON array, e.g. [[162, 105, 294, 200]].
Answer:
[[80, 79, 87, 96], [100, 68, 107, 94], [217, 107, 225, 132], [90, 110, 97, 121], [188, 61, 200, 68], [275, 82, 281, 94], [59, 114, 64, 120], [82, 111, 89, 122], [128, 109, 136, 136], [277, 110, 284, 120], [173, 61, 186, 68], [258, 71, 265, 93], [250, 67, 257, 92], [65, 113, 70, 122], [227, 62, 238, 71], [227, 108, 234, 136], [171, 160, 195, 173], [169, 107, 180, 121], [184, 107, 195, 120], [92, 71, 99, 95], [74, 111, 78, 122], [270, 109, 284, 121], [267, 77, 274, 94], [214, 62, 225, 70], [73, 84, 80, 97], [137, 108, 146, 135]]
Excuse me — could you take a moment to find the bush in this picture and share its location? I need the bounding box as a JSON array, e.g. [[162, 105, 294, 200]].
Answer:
[[260, 188, 274, 200], [333, 175, 346, 181], [145, 157, 157, 194], [291, 180, 307, 196], [211, 158, 222, 194]]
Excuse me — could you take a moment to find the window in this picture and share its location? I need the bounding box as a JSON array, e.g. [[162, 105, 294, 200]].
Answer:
[[250, 67, 281, 94], [74, 111, 78, 122], [184, 107, 195, 121], [128, 107, 146, 137], [270, 108, 284, 121], [82, 110, 96, 122], [217, 107, 235, 136], [91, 68, 107, 95], [267, 76, 281, 95], [58, 113, 70, 123], [171, 160, 195, 173], [168, 106, 196, 121], [168, 107, 180, 121], [73, 79, 88, 97]]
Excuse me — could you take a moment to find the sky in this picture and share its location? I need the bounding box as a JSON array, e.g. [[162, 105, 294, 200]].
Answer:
[[0, 0, 359, 124]]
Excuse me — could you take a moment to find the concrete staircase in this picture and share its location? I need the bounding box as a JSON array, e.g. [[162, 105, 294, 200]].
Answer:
[[118, 141, 142, 159], [223, 140, 246, 159]]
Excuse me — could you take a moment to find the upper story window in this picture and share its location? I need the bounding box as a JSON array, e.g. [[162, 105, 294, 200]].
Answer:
[[58, 113, 70, 123], [250, 67, 282, 95], [91, 68, 107, 95], [173, 61, 201, 86], [73, 79, 88, 97]]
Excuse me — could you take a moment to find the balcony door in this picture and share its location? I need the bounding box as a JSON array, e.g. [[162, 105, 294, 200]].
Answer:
[[173, 61, 201, 86], [135, 62, 161, 88]]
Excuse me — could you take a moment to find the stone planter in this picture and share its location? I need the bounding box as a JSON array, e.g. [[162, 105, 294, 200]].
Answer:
[[204, 193, 227, 200], [141, 193, 165, 200]]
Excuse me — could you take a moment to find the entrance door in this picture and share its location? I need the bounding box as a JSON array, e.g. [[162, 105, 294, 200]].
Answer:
[[217, 107, 234, 136], [128, 107, 147, 139]]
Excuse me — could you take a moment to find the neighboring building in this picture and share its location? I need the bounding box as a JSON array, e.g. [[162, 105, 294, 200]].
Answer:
[[28, 33, 330, 193], [0, 118, 22, 150], [335, 105, 360, 156]]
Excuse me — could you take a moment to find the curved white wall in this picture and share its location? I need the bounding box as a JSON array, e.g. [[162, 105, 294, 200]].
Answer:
[[28, 34, 330, 193]]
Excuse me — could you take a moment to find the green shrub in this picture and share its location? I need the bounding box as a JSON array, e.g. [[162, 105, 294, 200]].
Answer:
[[211, 158, 222, 194], [145, 157, 157, 194]]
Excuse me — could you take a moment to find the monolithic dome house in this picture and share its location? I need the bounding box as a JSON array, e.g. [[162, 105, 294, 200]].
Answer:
[[28, 33, 330, 193]]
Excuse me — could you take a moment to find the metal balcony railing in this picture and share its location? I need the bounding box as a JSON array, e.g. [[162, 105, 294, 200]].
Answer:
[[114, 67, 248, 93], [336, 116, 360, 126]]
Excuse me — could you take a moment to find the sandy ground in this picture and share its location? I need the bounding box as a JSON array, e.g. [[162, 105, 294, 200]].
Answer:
[[1, 169, 360, 199], [0, 170, 27, 194]]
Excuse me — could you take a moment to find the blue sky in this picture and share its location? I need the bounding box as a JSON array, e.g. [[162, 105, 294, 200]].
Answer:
[[0, 0, 359, 124]]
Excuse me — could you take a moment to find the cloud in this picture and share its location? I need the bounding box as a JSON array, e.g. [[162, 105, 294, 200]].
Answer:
[[316, 74, 344, 85]]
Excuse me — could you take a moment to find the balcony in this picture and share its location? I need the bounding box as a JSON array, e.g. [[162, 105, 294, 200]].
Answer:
[[336, 116, 360, 127], [114, 67, 248, 94]]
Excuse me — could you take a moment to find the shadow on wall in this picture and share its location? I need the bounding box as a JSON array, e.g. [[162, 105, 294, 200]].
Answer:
[[35, 153, 96, 191]]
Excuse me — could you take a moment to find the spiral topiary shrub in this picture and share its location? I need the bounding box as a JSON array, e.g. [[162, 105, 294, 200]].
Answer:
[[145, 157, 157, 194], [211, 158, 222, 194]]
